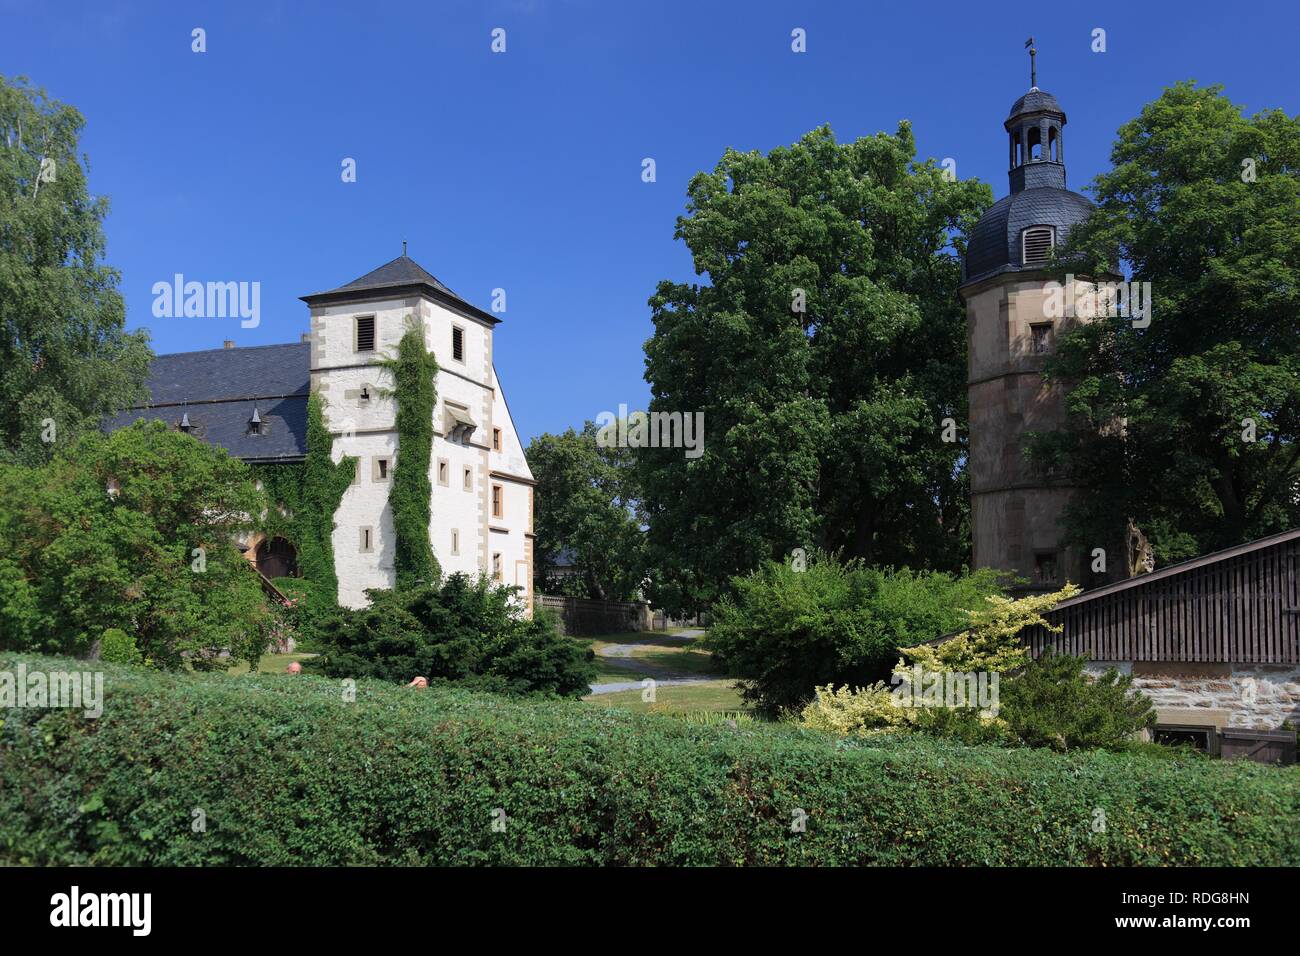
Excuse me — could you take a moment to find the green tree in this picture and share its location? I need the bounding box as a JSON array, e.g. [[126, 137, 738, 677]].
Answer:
[[0, 420, 267, 668], [526, 422, 645, 600], [641, 124, 992, 613], [705, 551, 1005, 714], [1030, 82, 1300, 563], [0, 75, 152, 464]]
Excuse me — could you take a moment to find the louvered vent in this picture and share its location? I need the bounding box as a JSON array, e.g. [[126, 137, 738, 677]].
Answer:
[[355, 315, 375, 351], [1022, 226, 1055, 265]]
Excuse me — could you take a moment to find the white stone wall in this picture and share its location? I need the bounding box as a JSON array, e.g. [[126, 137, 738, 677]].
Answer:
[[1086, 661, 1300, 730], [310, 291, 532, 610]]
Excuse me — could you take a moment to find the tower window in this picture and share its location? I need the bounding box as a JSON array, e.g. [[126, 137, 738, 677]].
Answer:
[[1034, 551, 1058, 584], [492, 428, 502, 451], [373, 457, 391, 481], [492, 552, 503, 582], [359, 526, 373, 553], [437, 458, 449, 486], [451, 529, 460, 556], [1022, 226, 1055, 265], [355, 315, 376, 352], [1030, 323, 1053, 355], [452, 327, 464, 362], [492, 484, 503, 518], [463, 466, 473, 491]]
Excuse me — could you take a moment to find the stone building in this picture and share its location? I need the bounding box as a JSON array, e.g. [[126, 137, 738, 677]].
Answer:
[[960, 83, 1099, 594], [108, 254, 535, 610]]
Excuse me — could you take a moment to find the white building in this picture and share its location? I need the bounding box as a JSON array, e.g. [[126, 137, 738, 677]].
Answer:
[[109, 254, 535, 610]]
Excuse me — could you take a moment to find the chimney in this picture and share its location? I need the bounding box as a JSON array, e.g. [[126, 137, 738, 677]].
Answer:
[[301, 333, 311, 343], [223, 340, 235, 349]]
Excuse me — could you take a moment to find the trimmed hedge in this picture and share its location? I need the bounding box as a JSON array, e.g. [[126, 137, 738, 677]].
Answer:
[[1, 653, 1296, 865]]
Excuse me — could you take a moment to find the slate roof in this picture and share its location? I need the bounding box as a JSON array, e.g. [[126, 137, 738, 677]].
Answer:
[[301, 254, 500, 324], [963, 186, 1094, 285], [105, 342, 310, 462], [1007, 88, 1063, 120]]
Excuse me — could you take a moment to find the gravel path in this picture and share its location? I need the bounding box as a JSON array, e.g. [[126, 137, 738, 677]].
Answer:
[[586, 629, 713, 696]]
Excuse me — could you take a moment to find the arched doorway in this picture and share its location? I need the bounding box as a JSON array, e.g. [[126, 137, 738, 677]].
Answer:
[[256, 537, 298, 580]]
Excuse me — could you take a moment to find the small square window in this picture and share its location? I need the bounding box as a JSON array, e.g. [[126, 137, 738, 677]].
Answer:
[[373, 457, 391, 481], [1034, 551, 1058, 584], [355, 315, 376, 352], [463, 466, 473, 491], [359, 527, 373, 553], [1030, 323, 1053, 355], [492, 428, 502, 451], [437, 459, 449, 486]]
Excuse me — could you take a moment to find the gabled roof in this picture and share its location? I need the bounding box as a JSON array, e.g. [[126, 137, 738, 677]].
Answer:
[[105, 342, 310, 462], [300, 254, 500, 325]]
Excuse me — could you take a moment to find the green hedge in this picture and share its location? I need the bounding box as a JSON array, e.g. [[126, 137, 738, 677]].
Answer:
[[1, 654, 1296, 865]]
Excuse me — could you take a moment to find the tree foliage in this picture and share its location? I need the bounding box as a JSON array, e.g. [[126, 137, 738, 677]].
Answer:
[[526, 421, 645, 600], [0, 420, 267, 668], [704, 550, 1005, 714], [1030, 82, 1300, 562], [640, 124, 992, 613], [0, 75, 151, 464]]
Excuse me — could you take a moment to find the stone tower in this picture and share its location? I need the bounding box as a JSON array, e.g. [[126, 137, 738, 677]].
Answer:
[[960, 82, 1095, 593]]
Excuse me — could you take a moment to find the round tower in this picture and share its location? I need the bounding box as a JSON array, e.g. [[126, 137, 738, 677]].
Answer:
[[960, 74, 1095, 593]]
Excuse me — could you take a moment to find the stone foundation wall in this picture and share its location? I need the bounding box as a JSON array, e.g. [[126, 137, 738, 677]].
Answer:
[[1086, 661, 1300, 730]]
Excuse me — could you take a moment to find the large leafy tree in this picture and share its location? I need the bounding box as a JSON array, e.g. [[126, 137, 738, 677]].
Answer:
[[0, 420, 268, 669], [1031, 82, 1300, 562], [641, 124, 991, 613], [526, 422, 645, 601], [0, 75, 151, 464]]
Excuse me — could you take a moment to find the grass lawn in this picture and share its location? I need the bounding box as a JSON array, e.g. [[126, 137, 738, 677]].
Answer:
[[583, 679, 749, 714]]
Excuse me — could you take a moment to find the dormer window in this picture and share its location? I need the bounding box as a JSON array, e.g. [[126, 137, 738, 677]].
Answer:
[[248, 408, 264, 435], [178, 411, 193, 433], [1022, 226, 1055, 266]]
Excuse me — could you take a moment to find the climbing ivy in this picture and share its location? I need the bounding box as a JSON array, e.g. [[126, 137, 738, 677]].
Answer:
[[251, 392, 355, 607], [381, 321, 440, 590]]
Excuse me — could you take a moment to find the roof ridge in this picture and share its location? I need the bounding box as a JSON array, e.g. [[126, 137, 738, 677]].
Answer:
[[153, 340, 307, 359]]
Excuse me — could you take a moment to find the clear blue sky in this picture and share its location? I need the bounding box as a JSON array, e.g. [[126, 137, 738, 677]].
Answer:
[[3, 0, 1296, 444]]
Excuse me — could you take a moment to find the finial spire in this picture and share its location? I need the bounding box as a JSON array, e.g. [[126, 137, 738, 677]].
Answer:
[[1024, 37, 1037, 88], [402, 239, 407, 257]]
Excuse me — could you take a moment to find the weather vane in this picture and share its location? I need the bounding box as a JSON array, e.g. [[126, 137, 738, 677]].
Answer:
[[1025, 37, 1037, 89]]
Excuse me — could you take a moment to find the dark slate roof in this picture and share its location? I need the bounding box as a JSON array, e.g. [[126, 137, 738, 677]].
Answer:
[[963, 186, 1094, 285], [1007, 88, 1063, 120], [322, 254, 460, 299], [104, 342, 310, 462], [301, 254, 500, 324]]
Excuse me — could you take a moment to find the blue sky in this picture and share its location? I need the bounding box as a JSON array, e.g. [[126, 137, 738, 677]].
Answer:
[[3, 0, 1296, 444]]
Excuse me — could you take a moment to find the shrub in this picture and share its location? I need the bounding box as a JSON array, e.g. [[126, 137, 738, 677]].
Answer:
[[97, 628, 142, 666], [705, 551, 1004, 713], [307, 574, 596, 698], [1, 652, 1295, 866], [1000, 652, 1155, 752], [799, 682, 907, 735]]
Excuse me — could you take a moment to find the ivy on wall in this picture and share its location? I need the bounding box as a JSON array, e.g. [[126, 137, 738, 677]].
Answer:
[[251, 392, 355, 605], [381, 321, 440, 590]]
